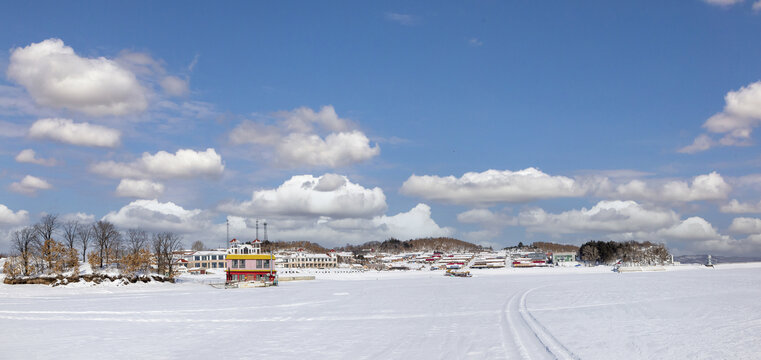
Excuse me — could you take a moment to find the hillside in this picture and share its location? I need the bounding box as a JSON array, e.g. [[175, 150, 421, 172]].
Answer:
[[338, 237, 483, 254]]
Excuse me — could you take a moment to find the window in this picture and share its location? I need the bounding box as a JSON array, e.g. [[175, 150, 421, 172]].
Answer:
[[212, 262, 217, 268], [239, 260, 246, 268], [219, 262, 224, 267], [256, 259, 263, 268], [194, 256, 200, 261], [263, 260, 270, 268], [232, 259, 238, 268]]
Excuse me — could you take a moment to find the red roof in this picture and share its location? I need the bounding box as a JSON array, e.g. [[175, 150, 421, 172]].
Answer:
[[230, 238, 238, 243]]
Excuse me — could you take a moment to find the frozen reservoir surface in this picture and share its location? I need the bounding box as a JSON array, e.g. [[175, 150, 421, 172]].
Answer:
[[1, 263, 759, 359]]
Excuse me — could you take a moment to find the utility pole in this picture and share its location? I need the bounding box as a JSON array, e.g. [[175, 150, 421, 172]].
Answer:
[[226, 218, 229, 248]]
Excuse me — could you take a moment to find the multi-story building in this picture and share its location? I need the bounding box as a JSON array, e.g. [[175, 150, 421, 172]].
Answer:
[[279, 251, 337, 269], [225, 239, 276, 282], [187, 250, 227, 271]]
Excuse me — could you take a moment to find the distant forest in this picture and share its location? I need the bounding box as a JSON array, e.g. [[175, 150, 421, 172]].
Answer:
[[260, 237, 485, 254]]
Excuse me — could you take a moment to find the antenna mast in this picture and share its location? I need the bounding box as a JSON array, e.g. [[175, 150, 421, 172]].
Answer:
[[256, 219, 259, 240]]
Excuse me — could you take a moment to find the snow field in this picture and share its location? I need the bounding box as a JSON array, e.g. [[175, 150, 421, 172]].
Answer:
[[0, 264, 759, 359]]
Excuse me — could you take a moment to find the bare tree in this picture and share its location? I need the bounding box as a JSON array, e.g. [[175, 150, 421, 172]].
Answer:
[[35, 214, 59, 242], [77, 225, 93, 262], [11, 227, 38, 276], [153, 232, 183, 277], [191, 240, 205, 251], [92, 221, 120, 268], [126, 228, 148, 255], [62, 221, 79, 250]]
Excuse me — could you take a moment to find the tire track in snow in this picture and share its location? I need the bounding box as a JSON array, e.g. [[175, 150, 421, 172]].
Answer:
[[499, 293, 530, 359], [517, 287, 580, 360]]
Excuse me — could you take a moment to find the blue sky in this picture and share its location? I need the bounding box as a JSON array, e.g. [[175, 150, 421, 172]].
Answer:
[[2, 0, 761, 255]]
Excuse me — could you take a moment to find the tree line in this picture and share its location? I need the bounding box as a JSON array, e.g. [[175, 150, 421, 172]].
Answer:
[[3, 214, 184, 279], [579, 240, 670, 265]]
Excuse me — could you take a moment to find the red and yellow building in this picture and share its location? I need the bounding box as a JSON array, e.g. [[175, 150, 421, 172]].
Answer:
[[225, 239, 276, 283]]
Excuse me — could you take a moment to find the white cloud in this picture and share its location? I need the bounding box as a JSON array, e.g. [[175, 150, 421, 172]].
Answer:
[[754, 0, 761, 10], [219, 174, 387, 219], [608, 171, 731, 203], [657, 216, 725, 241], [401, 168, 596, 205], [370, 203, 452, 240], [385, 12, 416, 25], [703, 0, 744, 6], [682, 81, 761, 153], [14, 149, 56, 166], [90, 148, 224, 179], [518, 200, 680, 235], [728, 217, 761, 234], [60, 212, 95, 223], [29, 118, 121, 148], [247, 203, 451, 248], [229, 105, 380, 168], [0, 204, 29, 225], [9, 175, 52, 195], [103, 199, 212, 233], [277, 131, 380, 168], [720, 199, 761, 213], [678, 134, 715, 154], [7, 38, 147, 116], [457, 208, 515, 227], [160, 76, 189, 96], [115, 179, 165, 198]]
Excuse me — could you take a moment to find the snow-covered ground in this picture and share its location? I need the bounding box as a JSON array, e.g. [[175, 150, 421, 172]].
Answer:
[[1, 263, 760, 359]]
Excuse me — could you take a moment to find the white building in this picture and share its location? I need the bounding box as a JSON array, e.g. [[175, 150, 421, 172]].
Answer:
[[186, 250, 227, 271], [279, 251, 337, 269]]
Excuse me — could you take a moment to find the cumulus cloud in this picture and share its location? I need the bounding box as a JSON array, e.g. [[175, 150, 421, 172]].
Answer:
[[0, 204, 29, 225], [236, 203, 451, 248], [103, 199, 212, 233], [90, 148, 224, 179], [7, 38, 147, 116], [29, 118, 121, 147], [9, 175, 52, 195], [518, 200, 680, 235], [371, 203, 453, 240], [754, 0, 761, 10], [607, 171, 731, 203], [728, 217, 761, 234], [229, 105, 380, 168], [681, 81, 761, 153], [14, 149, 56, 166], [115, 179, 165, 198], [219, 174, 387, 219], [401, 168, 596, 205], [720, 199, 761, 213]]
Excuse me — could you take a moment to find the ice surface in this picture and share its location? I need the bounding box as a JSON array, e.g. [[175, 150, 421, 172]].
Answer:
[[1, 264, 759, 359]]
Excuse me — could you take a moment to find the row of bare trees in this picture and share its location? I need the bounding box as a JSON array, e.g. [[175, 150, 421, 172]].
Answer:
[[3, 214, 184, 279]]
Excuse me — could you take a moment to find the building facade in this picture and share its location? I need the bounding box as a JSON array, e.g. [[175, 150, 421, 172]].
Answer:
[[279, 251, 337, 268], [225, 239, 276, 282]]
